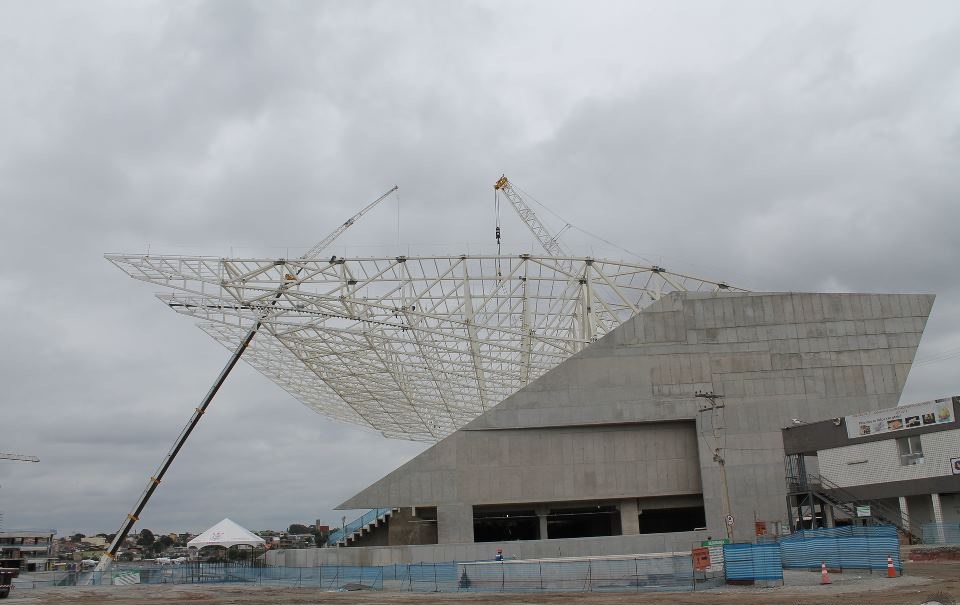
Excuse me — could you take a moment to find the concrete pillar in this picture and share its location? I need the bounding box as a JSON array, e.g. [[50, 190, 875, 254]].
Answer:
[[823, 504, 835, 529], [437, 504, 474, 544], [898, 496, 910, 535], [620, 499, 640, 535], [932, 493, 946, 544], [536, 506, 549, 540]]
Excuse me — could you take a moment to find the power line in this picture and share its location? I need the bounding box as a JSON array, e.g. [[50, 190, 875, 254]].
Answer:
[[510, 183, 658, 266], [914, 347, 960, 366]]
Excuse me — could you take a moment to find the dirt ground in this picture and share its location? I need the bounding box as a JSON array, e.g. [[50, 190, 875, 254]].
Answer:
[[6, 560, 960, 604]]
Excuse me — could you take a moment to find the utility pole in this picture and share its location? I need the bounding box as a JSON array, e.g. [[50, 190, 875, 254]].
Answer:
[[713, 448, 734, 542], [696, 391, 733, 542]]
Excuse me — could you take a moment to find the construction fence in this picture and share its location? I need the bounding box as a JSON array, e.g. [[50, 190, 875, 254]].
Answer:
[[779, 525, 901, 572], [921, 523, 960, 545], [452, 555, 693, 592], [722, 543, 783, 583], [714, 525, 902, 584], [10, 527, 904, 593], [9, 555, 697, 594]]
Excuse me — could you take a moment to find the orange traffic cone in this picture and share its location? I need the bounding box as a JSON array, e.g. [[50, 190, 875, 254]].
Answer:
[[820, 561, 830, 584], [886, 554, 897, 578]]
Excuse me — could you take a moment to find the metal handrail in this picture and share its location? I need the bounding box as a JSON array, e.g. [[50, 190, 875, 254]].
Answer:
[[808, 473, 921, 544], [326, 509, 393, 546]]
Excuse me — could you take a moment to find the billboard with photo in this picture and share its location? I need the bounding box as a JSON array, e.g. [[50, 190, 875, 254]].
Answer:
[[845, 396, 957, 439]]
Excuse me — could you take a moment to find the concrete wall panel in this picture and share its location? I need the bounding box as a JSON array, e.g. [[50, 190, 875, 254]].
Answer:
[[267, 529, 710, 567]]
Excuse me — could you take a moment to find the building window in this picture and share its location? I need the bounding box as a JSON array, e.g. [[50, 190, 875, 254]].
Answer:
[[897, 435, 924, 466]]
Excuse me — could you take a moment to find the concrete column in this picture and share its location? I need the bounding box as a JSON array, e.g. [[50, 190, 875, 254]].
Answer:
[[620, 499, 640, 535], [932, 493, 946, 544], [437, 504, 474, 544], [536, 506, 549, 540], [898, 496, 910, 535], [823, 504, 835, 529]]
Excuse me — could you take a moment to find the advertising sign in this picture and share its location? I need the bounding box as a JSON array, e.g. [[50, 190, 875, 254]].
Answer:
[[692, 547, 711, 572], [845, 396, 957, 439], [701, 539, 728, 572], [856, 505, 871, 518], [951, 457, 960, 475]]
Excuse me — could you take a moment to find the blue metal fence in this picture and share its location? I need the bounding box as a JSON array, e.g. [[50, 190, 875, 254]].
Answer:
[[723, 543, 783, 582], [921, 523, 960, 545], [779, 525, 901, 572]]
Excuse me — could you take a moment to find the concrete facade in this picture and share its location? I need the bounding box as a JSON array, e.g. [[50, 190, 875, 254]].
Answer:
[[331, 292, 933, 560]]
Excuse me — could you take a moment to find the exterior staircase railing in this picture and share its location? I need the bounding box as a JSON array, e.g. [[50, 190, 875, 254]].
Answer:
[[326, 508, 394, 547], [804, 473, 922, 544]]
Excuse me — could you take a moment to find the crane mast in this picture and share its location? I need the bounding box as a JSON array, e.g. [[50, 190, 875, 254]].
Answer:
[[494, 175, 598, 346], [494, 176, 568, 258], [94, 187, 397, 573]]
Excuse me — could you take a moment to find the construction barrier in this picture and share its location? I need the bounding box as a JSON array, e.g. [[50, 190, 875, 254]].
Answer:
[[9, 555, 696, 593], [779, 525, 901, 572], [722, 543, 783, 583], [455, 555, 693, 593], [920, 523, 960, 545]]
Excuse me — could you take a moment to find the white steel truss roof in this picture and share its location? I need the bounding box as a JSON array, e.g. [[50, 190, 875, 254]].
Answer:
[[107, 253, 745, 441]]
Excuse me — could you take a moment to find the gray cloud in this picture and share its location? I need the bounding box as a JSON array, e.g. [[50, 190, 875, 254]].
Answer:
[[1, 1, 959, 536]]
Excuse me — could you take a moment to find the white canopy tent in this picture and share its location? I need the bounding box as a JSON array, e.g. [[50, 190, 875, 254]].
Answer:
[[187, 518, 265, 550]]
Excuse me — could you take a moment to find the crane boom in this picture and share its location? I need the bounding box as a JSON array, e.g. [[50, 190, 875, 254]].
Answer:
[[95, 187, 397, 574], [0, 453, 39, 463], [304, 186, 398, 259], [494, 176, 568, 258]]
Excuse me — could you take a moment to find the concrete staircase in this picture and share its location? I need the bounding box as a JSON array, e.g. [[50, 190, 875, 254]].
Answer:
[[327, 508, 396, 547], [809, 474, 922, 544]]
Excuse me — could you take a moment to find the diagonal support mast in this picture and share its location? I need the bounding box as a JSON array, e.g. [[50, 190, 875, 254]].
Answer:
[[95, 186, 397, 572]]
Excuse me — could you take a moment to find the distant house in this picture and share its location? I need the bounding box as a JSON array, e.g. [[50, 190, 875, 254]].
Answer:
[[280, 534, 316, 549], [0, 529, 57, 571], [81, 536, 107, 548]]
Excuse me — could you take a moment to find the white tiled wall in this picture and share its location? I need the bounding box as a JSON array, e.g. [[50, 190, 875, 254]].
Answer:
[[818, 428, 960, 487]]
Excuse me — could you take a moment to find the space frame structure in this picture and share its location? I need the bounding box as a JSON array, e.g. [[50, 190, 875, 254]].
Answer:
[[108, 252, 744, 441]]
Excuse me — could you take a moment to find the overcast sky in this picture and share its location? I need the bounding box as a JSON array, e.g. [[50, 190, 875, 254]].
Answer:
[[1, 1, 959, 537]]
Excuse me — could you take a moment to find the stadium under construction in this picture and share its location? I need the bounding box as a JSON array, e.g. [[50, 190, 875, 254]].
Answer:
[[104, 178, 948, 568]]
